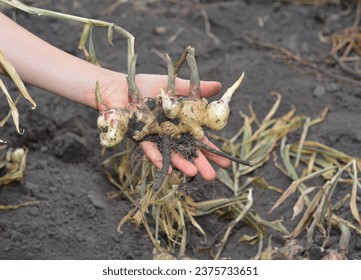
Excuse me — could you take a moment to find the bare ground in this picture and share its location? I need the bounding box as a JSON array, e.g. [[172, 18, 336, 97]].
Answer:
[[1, 0, 361, 259]]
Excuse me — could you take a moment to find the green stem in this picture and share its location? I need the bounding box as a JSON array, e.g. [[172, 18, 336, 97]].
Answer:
[[165, 54, 175, 95], [185, 46, 200, 98], [0, 0, 138, 98]]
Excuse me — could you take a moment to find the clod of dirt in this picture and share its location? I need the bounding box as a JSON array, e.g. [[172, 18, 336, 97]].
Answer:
[[87, 191, 108, 209], [51, 131, 89, 163], [313, 83, 326, 97], [307, 244, 326, 260]]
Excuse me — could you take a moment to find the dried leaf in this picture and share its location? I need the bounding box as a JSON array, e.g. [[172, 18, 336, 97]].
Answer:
[[350, 160, 361, 227], [0, 147, 28, 185], [78, 23, 91, 51], [184, 206, 206, 238], [309, 106, 328, 126], [88, 27, 98, 65], [0, 200, 39, 210], [241, 176, 283, 193], [0, 50, 36, 109], [107, 24, 115, 46], [0, 93, 21, 128], [262, 92, 282, 123], [288, 189, 323, 239], [337, 219, 350, 253], [239, 234, 259, 245], [240, 113, 253, 158], [184, 194, 247, 216], [294, 117, 310, 168], [216, 168, 234, 190], [269, 166, 336, 213], [297, 141, 361, 166], [214, 189, 254, 260], [292, 186, 318, 220], [0, 79, 22, 134]]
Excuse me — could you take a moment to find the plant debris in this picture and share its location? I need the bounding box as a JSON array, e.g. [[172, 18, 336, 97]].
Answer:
[[324, 1, 361, 78], [2, 0, 361, 260], [0, 145, 28, 185], [0, 49, 36, 140], [103, 90, 361, 259], [0, 145, 39, 210]]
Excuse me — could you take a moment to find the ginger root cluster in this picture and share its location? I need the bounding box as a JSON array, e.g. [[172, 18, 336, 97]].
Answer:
[[97, 73, 244, 147]]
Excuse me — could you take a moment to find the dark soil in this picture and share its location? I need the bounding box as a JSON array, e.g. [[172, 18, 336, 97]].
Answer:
[[1, 0, 361, 260]]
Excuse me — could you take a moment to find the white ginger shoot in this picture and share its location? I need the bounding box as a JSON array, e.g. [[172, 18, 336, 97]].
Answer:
[[205, 72, 244, 131], [160, 88, 181, 119]]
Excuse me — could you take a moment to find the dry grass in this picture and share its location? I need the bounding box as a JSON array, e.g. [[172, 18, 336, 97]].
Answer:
[[0, 50, 36, 141], [267, 139, 361, 259], [103, 92, 360, 259], [0, 145, 28, 185], [0, 145, 39, 209], [325, 1, 361, 78], [1, 0, 360, 259], [288, 0, 361, 79]]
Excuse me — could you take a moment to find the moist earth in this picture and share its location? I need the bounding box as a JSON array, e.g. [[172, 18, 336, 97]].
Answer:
[[1, 0, 361, 259]]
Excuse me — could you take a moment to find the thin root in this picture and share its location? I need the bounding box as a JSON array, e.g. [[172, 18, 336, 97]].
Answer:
[[153, 135, 171, 191], [195, 140, 253, 166]]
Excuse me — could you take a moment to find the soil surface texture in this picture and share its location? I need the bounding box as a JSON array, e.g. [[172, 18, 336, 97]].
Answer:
[[1, 0, 361, 260]]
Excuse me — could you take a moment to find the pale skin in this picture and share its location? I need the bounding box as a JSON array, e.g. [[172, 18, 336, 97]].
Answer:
[[0, 12, 230, 180]]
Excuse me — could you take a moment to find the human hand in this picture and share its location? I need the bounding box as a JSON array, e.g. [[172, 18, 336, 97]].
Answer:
[[0, 13, 230, 180], [97, 73, 230, 180]]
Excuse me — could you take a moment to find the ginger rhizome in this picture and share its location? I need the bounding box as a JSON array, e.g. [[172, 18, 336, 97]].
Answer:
[[96, 46, 251, 184], [97, 73, 244, 147]]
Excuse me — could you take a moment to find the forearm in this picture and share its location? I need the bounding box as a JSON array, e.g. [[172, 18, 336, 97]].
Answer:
[[0, 12, 126, 109]]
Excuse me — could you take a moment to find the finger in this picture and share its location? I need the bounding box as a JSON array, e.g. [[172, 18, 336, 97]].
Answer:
[[193, 150, 216, 181], [200, 136, 231, 168], [170, 151, 198, 177], [174, 77, 222, 98], [140, 141, 173, 174]]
